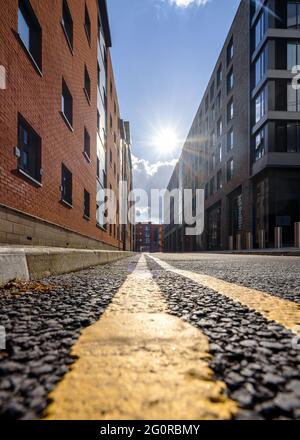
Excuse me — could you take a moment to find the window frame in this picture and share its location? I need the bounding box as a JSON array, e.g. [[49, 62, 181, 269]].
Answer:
[[84, 189, 90, 219], [61, 0, 73, 52], [61, 78, 73, 130], [18, 0, 42, 73], [84, 127, 91, 161], [84, 3, 91, 45], [84, 64, 91, 103], [17, 113, 42, 186], [61, 163, 73, 207]]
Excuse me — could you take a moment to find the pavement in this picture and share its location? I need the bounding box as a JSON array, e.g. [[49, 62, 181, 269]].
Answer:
[[0, 245, 133, 285], [0, 252, 300, 420]]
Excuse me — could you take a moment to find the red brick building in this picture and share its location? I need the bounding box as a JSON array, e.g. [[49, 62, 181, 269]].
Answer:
[[134, 223, 164, 253], [0, 0, 132, 250]]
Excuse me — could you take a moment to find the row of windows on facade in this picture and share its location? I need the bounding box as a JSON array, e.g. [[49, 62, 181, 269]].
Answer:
[[254, 2, 300, 51], [17, 114, 91, 217], [254, 40, 300, 91], [17, 113, 121, 237], [255, 121, 300, 161], [200, 37, 234, 120], [18, 0, 97, 71], [18, 0, 118, 144], [204, 158, 234, 200]]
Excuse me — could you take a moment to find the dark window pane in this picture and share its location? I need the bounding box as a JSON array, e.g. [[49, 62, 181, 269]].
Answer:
[[84, 128, 90, 157], [85, 4, 91, 42], [61, 164, 72, 205], [84, 65, 91, 100], [18, 115, 41, 182], [84, 190, 90, 218], [18, 0, 42, 68], [62, 0, 73, 48], [62, 78, 73, 126]]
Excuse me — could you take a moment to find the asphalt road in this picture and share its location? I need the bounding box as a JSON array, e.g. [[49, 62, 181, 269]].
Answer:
[[0, 253, 300, 420]]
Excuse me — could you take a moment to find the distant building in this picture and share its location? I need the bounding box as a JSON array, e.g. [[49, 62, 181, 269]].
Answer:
[[135, 223, 164, 253], [0, 0, 133, 251], [165, 0, 300, 252]]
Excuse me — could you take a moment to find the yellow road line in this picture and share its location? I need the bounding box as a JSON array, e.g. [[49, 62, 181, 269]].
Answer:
[[149, 255, 300, 333], [45, 255, 237, 420]]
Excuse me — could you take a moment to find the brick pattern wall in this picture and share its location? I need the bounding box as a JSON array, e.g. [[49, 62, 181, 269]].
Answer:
[[0, 0, 127, 250]]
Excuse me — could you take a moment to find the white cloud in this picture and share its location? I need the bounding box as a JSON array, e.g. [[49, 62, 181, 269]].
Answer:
[[167, 0, 209, 8], [132, 155, 178, 223]]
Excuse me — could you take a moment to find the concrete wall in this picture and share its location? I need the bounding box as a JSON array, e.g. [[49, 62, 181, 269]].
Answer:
[[0, 204, 117, 250], [0, 246, 134, 286]]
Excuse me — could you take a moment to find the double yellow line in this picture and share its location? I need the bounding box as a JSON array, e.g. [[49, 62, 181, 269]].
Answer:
[[45, 255, 237, 420], [149, 255, 300, 334]]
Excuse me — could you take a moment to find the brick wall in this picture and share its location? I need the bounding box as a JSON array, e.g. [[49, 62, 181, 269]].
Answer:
[[0, 0, 127, 250]]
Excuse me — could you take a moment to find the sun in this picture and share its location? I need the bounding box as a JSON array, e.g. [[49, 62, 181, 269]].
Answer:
[[154, 127, 179, 154]]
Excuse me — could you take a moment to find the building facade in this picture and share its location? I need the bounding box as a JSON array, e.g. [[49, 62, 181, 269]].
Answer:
[[165, 0, 300, 252], [135, 223, 164, 253], [120, 119, 134, 251], [0, 0, 133, 250]]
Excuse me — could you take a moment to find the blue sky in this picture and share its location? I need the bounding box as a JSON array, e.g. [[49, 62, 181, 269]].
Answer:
[[107, 0, 240, 207]]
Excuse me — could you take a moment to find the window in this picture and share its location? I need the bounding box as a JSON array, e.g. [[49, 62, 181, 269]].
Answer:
[[255, 127, 265, 161], [97, 110, 100, 131], [276, 122, 300, 152], [17, 114, 41, 183], [205, 95, 209, 113], [217, 118, 223, 137], [205, 183, 209, 200], [84, 128, 90, 159], [255, 12, 267, 48], [61, 164, 72, 206], [97, 156, 100, 179], [287, 41, 300, 70], [227, 99, 234, 122], [255, 0, 263, 11], [227, 128, 234, 151], [227, 159, 234, 181], [287, 82, 300, 111], [210, 81, 215, 103], [227, 38, 233, 65], [287, 122, 300, 152], [97, 62, 100, 87], [255, 47, 267, 86], [210, 177, 215, 196], [84, 65, 91, 102], [217, 64, 222, 88], [255, 88, 266, 123], [62, 0, 73, 50], [61, 78, 73, 127], [212, 152, 216, 170], [218, 143, 222, 162], [211, 104, 215, 122], [84, 189, 90, 219], [84, 3, 91, 43], [287, 3, 300, 29], [227, 68, 234, 94], [217, 170, 223, 190], [216, 92, 222, 112], [18, 0, 42, 69]]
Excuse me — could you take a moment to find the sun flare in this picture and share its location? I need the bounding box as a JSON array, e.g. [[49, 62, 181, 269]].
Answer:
[[154, 127, 179, 154]]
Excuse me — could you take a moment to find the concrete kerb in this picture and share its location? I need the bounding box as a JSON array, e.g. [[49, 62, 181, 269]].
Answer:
[[0, 247, 134, 286]]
